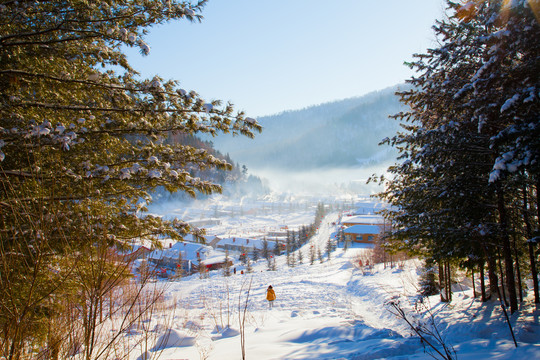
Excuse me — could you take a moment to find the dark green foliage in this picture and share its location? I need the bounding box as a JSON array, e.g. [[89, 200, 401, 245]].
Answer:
[[0, 0, 261, 357], [376, 0, 539, 311], [419, 266, 440, 297]]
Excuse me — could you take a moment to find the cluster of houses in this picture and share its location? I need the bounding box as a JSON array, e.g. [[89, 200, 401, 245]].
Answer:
[[127, 233, 284, 277], [125, 210, 390, 277]]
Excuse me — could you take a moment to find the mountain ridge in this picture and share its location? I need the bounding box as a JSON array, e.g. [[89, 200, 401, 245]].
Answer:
[[210, 84, 407, 170]]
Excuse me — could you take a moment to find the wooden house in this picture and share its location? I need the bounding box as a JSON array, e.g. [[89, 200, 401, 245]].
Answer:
[[343, 225, 381, 244]]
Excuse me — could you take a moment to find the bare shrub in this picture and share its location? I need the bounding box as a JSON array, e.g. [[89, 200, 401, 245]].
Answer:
[[387, 299, 456, 360]]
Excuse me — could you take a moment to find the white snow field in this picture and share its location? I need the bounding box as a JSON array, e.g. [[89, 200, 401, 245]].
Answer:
[[129, 202, 540, 360]]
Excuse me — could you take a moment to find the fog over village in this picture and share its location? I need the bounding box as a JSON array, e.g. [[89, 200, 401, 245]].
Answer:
[[1, 1, 539, 360]]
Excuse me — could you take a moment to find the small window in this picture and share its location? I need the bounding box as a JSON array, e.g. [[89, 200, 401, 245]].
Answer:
[[367, 235, 374, 242]]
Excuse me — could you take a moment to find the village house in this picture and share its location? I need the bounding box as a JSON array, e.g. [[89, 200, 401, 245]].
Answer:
[[343, 225, 381, 244], [339, 214, 391, 244], [147, 241, 213, 274], [199, 255, 233, 272], [341, 214, 386, 227]]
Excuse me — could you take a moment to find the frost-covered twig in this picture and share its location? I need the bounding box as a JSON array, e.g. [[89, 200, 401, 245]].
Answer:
[[387, 300, 456, 360]]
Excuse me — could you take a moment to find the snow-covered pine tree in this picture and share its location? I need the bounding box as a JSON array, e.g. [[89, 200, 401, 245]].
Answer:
[[252, 248, 259, 262], [273, 240, 281, 256], [267, 255, 272, 271], [341, 227, 349, 252], [291, 230, 298, 251], [240, 246, 247, 265], [326, 238, 333, 260], [309, 244, 316, 265], [0, 1, 261, 356], [262, 238, 270, 260], [298, 249, 304, 264], [377, 0, 539, 312], [223, 250, 232, 277], [269, 256, 277, 271]]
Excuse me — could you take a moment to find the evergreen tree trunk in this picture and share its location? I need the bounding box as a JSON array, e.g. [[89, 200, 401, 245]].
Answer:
[[498, 248, 508, 306], [528, 241, 539, 303], [439, 261, 452, 302], [480, 260, 487, 302], [522, 183, 539, 303], [487, 253, 498, 300], [472, 270, 477, 298], [537, 180, 540, 229], [497, 187, 518, 313], [439, 262, 447, 302], [512, 233, 523, 302], [446, 261, 452, 302]]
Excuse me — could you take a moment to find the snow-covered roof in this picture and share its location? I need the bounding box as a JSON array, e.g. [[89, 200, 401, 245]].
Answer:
[[148, 241, 213, 261], [200, 255, 228, 266], [343, 225, 381, 235], [341, 215, 384, 225]]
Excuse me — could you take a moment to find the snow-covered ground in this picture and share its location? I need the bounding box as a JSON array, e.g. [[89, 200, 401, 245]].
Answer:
[[129, 199, 540, 360]]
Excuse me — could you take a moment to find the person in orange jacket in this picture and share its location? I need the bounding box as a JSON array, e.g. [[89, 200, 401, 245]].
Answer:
[[266, 285, 276, 309]]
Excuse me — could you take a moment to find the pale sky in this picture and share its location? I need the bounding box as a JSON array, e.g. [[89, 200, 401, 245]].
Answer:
[[126, 0, 446, 117]]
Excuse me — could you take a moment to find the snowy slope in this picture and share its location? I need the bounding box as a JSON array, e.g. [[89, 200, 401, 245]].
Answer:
[[124, 209, 540, 360]]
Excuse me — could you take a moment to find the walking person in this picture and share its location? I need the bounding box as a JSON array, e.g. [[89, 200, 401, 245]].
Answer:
[[266, 285, 276, 309]]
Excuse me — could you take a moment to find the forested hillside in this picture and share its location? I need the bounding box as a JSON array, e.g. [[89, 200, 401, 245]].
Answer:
[[152, 132, 269, 202], [209, 86, 406, 169]]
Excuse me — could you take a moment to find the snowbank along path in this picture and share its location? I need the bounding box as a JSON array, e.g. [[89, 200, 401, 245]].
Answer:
[[154, 213, 427, 360]]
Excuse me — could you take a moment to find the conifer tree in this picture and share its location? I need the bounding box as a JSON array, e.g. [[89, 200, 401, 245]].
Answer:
[[310, 244, 316, 265], [288, 251, 295, 267], [267, 255, 273, 271], [273, 240, 281, 256], [261, 238, 270, 260], [326, 238, 333, 260], [252, 248, 259, 262], [223, 250, 232, 277], [377, 0, 539, 312], [286, 230, 291, 266], [0, 1, 261, 355], [268, 256, 277, 271], [240, 246, 247, 265], [341, 227, 349, 252]]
